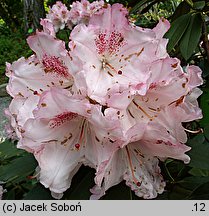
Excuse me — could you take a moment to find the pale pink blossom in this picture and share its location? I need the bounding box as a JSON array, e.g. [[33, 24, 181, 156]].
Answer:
[[4, 95, 40, 145], [46, 1, 71, 32], [69, 0, 104, 25], [40, 19, 56, 36], [19, 88, 125, 197], [6, 31, 73, 98], [69, 4, 169, 108], [91, 144, 165, 199], [90, 55, 203, 199]]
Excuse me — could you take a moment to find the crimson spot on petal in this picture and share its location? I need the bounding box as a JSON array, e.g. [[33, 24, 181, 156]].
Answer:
[[136, 181, 141, 187], [118, 70, 122, 75], [75, 143, 80, 150]]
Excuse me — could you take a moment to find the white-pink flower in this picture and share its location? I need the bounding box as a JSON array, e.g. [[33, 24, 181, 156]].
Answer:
[[6, 31, 73, 98], [90, 55, 203, 199], [69, 0, 104, 25], [18, 88, 125, 197], [69, 4, 170, 108], [46, 1, 71, 32], [91, 144, 165, 200], [5, 1, 203, 200], [4, 95, 40, 144], [40, 18, 56, 36]]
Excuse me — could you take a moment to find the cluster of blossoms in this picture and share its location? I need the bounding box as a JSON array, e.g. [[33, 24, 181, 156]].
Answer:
[[5, 1, 203, 199], [44, 1, 72, 32], [42, 0, 104, 34]]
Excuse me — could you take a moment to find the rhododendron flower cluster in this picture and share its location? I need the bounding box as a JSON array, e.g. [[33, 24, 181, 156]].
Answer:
[[69, 0, 104, 25], [45, 1, 71, 32], [41, 0, 104, 34], [5, 1, 203, 199]]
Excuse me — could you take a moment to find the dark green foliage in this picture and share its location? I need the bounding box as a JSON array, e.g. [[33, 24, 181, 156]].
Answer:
[[165, 13, 192, 52], [0, 140, 38, 200], [0, 25, 32, 85], [0, 0, 23, 30], [23, 184, 55, 200], [179, 13, 202, 60]]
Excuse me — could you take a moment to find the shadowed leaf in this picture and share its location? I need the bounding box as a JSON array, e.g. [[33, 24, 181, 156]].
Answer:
[[180, 13, 202, 60], [165, 13, 191, 52]]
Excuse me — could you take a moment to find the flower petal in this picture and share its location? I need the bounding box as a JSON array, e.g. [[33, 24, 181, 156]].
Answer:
[[153, 18, 170, 39], [92, 143, 165, 199], [27, 31, 67, 59], [35, 143, 83, 195], [6, 54, 71, 98], [70, 4, 164, 105], [186, 65, 203, 90], [123, 143, 165, 199]]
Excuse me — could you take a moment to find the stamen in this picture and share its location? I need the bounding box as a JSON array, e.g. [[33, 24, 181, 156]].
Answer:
[[101, 60, 115, 77], [75, 120, 86, 150], [106, 62, 118, 73], [184, 128, 203, 134], [27, 172, 39, 180], [128, 109, 135, 118], [124, 47, 144, 61], [27, 87, 41, 96], [169, 95, 185, 107], [125, 146, 141, 187], [132, 100, 153, 120]]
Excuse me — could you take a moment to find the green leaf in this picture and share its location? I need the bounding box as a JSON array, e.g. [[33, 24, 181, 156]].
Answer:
[[186, 0, 194, 7], [188, 134, 205, 146], [102, 181, 135, 200], [64, 166, 95, 200], [189, 182, 209, 199], [180, 13, 202, 60], [170, 1, 191, 22], [193, 1, 205, 10], [23, 184, 54, 200], [187, 135, 209, 170], [3, 189, 15, 200], [0, 140, 24, 160], [129, 0, 156, 14], [165, 13, 191, 52], [198, 60, 209, 78], [189, 167, 209, 176], [27, 28, 33, 34], [0, 153, 37, 183], [177, 176, 209, 190], [169, 185, 192, 199], [204, 124, 209, 141], [200, 89, 209, 127], [164, 159, 187, 181], [154, 191, 170, 200]]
